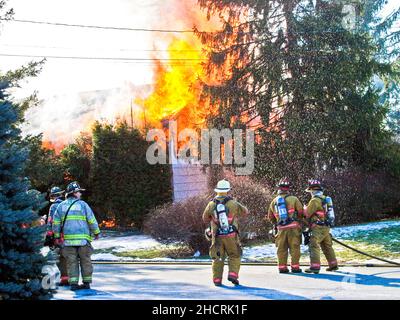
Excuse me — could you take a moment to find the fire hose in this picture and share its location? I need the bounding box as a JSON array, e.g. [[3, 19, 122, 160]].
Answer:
[[331, 237, 400, 267], [91, 237, 400, 267]]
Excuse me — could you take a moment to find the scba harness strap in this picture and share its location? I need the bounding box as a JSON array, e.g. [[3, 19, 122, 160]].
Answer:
[[275, 195, 298, 226], [213, 196, 237, 236], [313, 195, 332, 227]]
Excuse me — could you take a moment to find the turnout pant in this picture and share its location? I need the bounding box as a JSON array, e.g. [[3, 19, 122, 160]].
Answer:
[[275, 227, 302, 270], [62, 243, 94, 284], [309, 226, 337, 269], [209, 235, 242, 284], [54, 247, 68, 282]]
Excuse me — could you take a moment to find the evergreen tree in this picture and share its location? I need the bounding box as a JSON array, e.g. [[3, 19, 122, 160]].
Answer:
[[60, 132, 92, 188], [22, 134, 65, 193], [90, 121, 172, 227], [196, 0, 400, 187], [0, 81, 48, 300]]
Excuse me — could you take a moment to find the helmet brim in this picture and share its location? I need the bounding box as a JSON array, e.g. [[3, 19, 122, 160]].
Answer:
[[305, 187, 323, 192], [66, 188, 86, 194], [50, 191, 64, 196], [214, 188, 231, 193]]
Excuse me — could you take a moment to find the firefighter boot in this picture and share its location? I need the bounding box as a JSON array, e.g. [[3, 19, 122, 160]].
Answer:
[[80, 283, 91, 290], [70, 284, 81, 291], [326, 265, 339, 272], [291, 268, 302, 273], [305, 268, 320, 274]]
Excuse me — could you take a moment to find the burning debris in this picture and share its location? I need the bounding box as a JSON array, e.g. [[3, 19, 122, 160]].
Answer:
[[99, 218, 117, 229]]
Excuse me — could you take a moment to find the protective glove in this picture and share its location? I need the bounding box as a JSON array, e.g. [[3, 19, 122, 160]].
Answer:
[[94, 233, 100, 240], [54, 238, 63, 247], [204, 227, 212, 241]]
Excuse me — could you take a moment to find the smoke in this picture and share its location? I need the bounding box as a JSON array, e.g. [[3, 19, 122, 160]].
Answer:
[[11, 0, 218, 147], [21, 82, 152, 147]]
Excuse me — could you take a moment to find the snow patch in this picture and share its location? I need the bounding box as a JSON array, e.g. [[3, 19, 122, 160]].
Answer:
[[243, 244, 309, 261], [331, 220, 400, 238], [91, 253, 134, 261], [93, 234, 164, 253]]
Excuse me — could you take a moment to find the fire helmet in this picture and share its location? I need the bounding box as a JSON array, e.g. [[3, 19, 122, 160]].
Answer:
[[277, 177, 291, 190], [214, 179, 231, 193], [50, 186, 64, 196], [305, 179, 324, 192], [65, 181, 86, 196], [50, 186, 64, 202]]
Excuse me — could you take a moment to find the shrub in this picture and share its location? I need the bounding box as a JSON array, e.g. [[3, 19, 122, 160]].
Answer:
[[90, 121, 172, 228], [144, 175, 274, 255], [323, 169, 400, 225], [144, 194, 211, 255]]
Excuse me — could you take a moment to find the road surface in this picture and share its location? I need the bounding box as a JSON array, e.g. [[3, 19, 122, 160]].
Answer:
[[53, 264, 400, 300]]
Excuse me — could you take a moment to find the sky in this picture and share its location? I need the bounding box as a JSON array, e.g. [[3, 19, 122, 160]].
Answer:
[[0, 0, 202, 97]]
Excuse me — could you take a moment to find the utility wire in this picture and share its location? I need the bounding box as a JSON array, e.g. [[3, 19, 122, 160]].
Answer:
[[0, 53, 207, 61], [0, 18, 195, 33], [0, 43, 202, 52]]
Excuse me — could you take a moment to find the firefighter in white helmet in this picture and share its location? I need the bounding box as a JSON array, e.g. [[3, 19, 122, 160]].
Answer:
[[202, 180, 248, 286]]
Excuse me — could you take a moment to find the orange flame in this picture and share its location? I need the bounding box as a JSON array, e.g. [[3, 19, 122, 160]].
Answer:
[[135, 37, 211, 131], [42, 140, 66, 154], [99, 218, 116, 228]]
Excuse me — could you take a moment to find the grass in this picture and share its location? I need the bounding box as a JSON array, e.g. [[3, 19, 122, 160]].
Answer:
[[331, 240, 400, 262], [115, 246, 193, 259], [93, 247, 118, 254], [337, 225, 400, 253]]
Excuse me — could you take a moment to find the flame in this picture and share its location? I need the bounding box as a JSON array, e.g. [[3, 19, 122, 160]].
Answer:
[[99, 218, 116, 228], [42, 139, 66, 155], [135, 37, 210, 131]]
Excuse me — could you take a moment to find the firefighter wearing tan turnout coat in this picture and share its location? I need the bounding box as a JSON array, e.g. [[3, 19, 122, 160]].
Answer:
[[267, 178, 305, 273], [203, 180, 248, 286], [304, 179, 338, 274]]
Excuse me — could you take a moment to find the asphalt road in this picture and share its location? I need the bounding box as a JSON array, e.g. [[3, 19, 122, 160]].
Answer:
[[53, 264, 400, 300]]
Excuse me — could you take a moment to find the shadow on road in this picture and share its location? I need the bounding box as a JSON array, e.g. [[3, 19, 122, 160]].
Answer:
[[292, 270, 400, 288], [222, 284, 309, 300]]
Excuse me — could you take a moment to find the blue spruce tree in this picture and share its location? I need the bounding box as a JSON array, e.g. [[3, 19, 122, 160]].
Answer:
[[0, 81, 49, 299]]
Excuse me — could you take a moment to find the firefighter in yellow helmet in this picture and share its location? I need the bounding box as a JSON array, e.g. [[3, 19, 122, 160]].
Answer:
[[202, 179, 248, 286], [304, 179, 338, 274], [267, 178, 305, 273]]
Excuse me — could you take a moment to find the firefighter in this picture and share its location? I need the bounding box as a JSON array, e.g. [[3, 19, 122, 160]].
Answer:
[[202, 179, 249, 286], [304, 179, 338, 274], [267, 178, 305, 273], [46, 186, 69, 286], [53, 182, 100, 291]]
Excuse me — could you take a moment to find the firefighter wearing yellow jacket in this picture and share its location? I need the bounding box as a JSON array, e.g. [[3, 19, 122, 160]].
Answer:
[[267, 178, 305, 273], [202, 179, 248, 286], [304, 179, 338, 274], [53, 182, 100, 291]]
